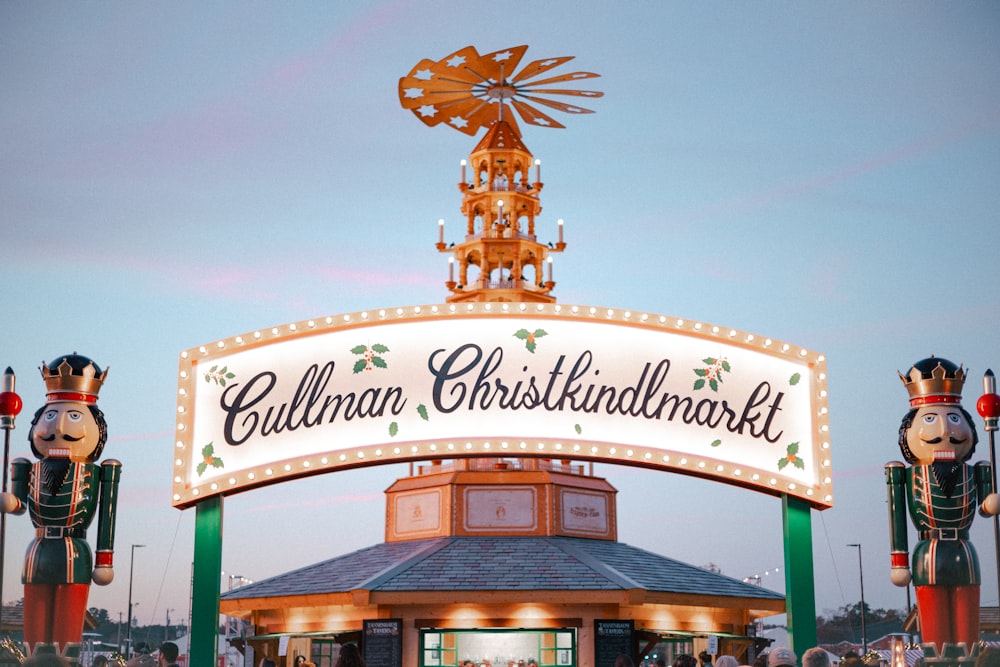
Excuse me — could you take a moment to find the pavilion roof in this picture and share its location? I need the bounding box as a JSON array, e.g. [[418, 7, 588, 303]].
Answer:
[[220, 535, 784, 602]]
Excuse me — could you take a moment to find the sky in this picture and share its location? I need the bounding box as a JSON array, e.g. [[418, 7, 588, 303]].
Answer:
[[2, 0, 1000, 638]]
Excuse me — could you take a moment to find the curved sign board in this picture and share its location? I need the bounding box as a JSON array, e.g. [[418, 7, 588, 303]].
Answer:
[[173, 303, 832, 509]]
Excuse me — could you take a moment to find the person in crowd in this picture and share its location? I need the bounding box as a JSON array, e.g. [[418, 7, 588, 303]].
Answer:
[[614, 655, 635, 667], [674, 655, 698, 667], [656, 659, 666, 667], [157, 642, 179, 667], [717, 655, 739, 667], [753, 652, 768, 667], [22, 655, 70, 667], [700, 652, 714, 667], [335, 643, 366, 667], [801, 648, 830, 667], [840, 650, 861, 667], [126, 644, 155, 667], [92, 656, 110, 667], [767, 647, 797, 667], [261, 660, 276, 667], [976, 647, 1000, 667]]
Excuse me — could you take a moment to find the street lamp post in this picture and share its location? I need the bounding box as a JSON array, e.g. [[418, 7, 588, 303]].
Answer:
[[847, 543, 867, 654], [126, 544, 146, 656]]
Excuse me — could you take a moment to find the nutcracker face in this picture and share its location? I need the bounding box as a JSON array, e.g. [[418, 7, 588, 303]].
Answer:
[[30, 401, 102, 462], [904, 405, 974, 464]]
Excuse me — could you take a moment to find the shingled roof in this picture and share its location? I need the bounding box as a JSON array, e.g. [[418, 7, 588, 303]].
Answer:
[[221, 536, 783, 603]]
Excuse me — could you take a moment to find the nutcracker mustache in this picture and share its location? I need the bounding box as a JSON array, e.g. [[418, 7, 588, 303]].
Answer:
[[37, 433, 84, 442], [923, 437, 967, 446]]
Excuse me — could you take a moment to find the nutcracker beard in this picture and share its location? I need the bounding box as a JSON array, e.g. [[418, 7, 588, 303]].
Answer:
[[23, 582, 90, 650], [914, 584, 979, 649]]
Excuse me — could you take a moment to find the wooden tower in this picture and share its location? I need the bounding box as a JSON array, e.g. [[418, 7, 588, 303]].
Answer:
[[398, 44, 602, 303]]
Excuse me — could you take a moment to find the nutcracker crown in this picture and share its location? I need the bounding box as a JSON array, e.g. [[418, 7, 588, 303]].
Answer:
[[40, 353, 108, 403], [899, 356, 966, 407]]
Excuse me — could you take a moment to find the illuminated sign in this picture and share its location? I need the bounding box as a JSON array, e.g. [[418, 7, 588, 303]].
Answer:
[[173, 303, 832, 508]]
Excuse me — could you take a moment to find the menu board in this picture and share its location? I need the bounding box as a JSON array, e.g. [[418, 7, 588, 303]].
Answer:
[[594, 620, 633, 667], [364, 619, 403, 667]]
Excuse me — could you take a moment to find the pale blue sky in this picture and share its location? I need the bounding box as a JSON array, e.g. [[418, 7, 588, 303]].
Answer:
[[2, 0, 999, 634]]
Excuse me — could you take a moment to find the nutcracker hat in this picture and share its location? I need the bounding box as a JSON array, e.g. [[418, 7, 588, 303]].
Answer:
[[898, 355, 965, 407], [39, 353, 108, 404]]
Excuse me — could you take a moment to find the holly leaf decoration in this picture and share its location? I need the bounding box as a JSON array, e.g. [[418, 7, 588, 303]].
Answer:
[[417, 404, 429, 421], [777, 442, 803, 470], [514, 328, 548, 353], [204, 365, 236, 387], [389, 422, 399, 437], [692, 357, 730, 393], [196, 442, 224, 476], [574, 424, 582, 435], [351, 343, 390, 372], [789, 373, 801, 386], [711, 439, 722, 447]]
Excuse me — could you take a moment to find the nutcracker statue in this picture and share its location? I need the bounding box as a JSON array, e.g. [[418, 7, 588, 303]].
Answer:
[[886, 356, 999, 659], [0, 354, 121, 661]]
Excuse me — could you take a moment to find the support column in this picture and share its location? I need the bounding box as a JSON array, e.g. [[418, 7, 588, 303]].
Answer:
[[191, 496, 223, 667], [782, 494, 817, 658]]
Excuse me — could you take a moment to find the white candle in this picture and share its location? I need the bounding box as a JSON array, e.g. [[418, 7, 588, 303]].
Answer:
[[535, 158, 541, 182], [461, 159, 467, 183], [547, 256, 553, 282], [449, 257, 455, 282], [438, 219, 444, 244], [497, 200, 503, 224], [558, 218, 564, 244]]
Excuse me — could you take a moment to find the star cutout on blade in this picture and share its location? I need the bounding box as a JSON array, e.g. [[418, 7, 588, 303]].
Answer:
[[398, 44, 603, 136]]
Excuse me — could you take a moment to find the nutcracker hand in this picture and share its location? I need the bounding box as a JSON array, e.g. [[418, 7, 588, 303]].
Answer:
[[984, 492, 1000, 516], [0, 492, 19, 513], [92, 566, 114, 586], [890, 566, 911, 586]]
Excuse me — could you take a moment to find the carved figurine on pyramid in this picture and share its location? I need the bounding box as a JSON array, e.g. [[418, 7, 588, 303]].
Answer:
[[886, 356, 998, 655], [0, 354, 121, 659]]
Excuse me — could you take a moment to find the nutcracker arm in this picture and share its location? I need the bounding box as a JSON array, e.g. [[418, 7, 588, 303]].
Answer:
[[975, 462, 1000, 515], [885, 461, 910, 585], [1, 457, 32, 515], [92, 459, 121, 586], [96, 459, 122, 556]]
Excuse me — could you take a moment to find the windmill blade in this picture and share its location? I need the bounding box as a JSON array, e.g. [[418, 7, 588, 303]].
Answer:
[[430, 46, 495, 84], [510, 55, 576, 84], [518, 88, 604, 99], [399, 87, 483, 110], [516, 71, 601, 87], [474, 45, 529, 81], [510, 99, 566, 129], [517, 94, 597, 115]]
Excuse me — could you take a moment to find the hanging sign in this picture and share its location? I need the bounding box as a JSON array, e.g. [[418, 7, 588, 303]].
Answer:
[[173, 303, 832, 509]]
